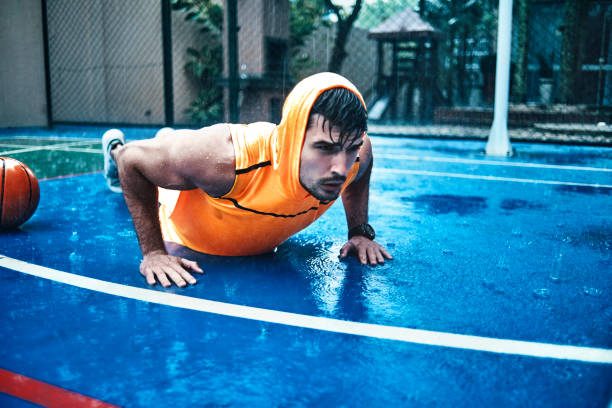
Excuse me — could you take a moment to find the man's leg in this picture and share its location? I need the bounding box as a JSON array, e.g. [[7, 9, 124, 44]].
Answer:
[[102, 129, 125, 193]]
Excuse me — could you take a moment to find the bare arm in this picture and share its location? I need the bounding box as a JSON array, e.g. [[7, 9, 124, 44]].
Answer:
[[340, 135, 392, 264], [113, 124, 235, 287]]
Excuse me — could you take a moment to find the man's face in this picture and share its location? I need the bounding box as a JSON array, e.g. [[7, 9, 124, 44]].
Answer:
[[299, 114, 363, 201]]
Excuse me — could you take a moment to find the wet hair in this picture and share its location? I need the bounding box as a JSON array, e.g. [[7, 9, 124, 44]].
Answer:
[[307, 87, 367, 146]]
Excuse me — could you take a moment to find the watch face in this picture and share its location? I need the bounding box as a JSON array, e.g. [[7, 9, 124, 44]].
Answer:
[[363, 224, 375, 239]]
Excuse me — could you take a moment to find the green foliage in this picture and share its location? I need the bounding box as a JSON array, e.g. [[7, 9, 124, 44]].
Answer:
[[512, 0, 529, 103], [559, 0, 585, 104], [425, 0, 497, 105], [290, 0, 325, 47], [172, 0, 223, 34], [184, 45, 223, 123], [172, 0, 224, 124], [289, 0, 326, 77], [356, 0, 418, 29]]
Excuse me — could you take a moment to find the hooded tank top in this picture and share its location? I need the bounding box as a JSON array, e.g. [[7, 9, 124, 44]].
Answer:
[[158, 73, 365, 256]]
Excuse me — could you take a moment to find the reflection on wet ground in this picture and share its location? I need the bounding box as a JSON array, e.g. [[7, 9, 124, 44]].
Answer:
[[0, 128, 610, 407]]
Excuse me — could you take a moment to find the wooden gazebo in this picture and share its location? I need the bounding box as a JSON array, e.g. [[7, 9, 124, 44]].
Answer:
[[368, 8, 440, 123]]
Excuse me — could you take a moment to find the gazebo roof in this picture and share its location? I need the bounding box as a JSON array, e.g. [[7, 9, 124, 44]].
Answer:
[[368, 7, 440, 40]]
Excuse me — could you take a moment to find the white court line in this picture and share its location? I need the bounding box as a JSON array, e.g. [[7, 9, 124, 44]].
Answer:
[[0, 140, 98, 156], [60, 147, 102, 154], [1, 136, 95, 142], [1, 255, 611, 364], [377, 168, 612, 189], [0, 143, 47, 149], [376, 154, 612, 172]]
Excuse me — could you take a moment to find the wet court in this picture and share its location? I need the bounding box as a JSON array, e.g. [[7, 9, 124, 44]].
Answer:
[[0, 126, 611, 407]]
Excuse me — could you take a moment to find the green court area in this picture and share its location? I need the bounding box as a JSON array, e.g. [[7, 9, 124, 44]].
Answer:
[[0, 137, 102, 180]]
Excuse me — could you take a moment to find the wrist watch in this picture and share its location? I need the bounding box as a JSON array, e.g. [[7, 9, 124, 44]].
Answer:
[[348, 223, 375, 240]]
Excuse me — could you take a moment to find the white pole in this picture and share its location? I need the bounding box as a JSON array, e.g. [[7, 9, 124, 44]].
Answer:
[[486, 0, 514, 156]]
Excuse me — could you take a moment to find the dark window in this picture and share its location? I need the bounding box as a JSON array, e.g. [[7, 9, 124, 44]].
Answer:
[[265, 37, 288, 76]]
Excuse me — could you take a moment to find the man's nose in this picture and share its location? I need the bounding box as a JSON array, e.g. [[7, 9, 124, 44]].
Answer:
[[330, 152, 350, 176]]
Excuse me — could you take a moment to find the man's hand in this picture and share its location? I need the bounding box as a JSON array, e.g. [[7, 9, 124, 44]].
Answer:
[[140, 251, 204, 287], [339, 236, 392, 265]]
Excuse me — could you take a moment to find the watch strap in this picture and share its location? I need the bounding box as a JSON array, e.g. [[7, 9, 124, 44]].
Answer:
[[348, 223, 375, 240]]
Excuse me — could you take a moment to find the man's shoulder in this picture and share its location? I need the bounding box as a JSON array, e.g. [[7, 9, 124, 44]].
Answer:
[[229, 122, 276, 141], [228, 122, 276, 169]]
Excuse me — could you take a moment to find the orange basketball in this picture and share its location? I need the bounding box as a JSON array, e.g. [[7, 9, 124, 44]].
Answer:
[[0, 157, 40, 229]]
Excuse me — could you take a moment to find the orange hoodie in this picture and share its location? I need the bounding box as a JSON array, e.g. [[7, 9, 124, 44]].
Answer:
[[159, 73, 366, 255]]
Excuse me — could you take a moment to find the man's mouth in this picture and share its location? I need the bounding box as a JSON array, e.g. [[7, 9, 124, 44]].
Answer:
[[320, 179, 345, 191]]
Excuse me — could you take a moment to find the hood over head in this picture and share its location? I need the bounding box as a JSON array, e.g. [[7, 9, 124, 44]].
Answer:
[[271, 72, 366, 199]]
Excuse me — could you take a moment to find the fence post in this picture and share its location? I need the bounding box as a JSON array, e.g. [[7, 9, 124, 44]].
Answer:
[[41, 0, 53, 128], [486, 0, 514, 156], [161, 0, 174, 127], [227, 0, 239, 123]]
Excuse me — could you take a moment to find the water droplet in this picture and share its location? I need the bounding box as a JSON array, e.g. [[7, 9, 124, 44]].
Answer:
[[483, 279, 505, 294], [549, 254, 568, 283], [69, 231, 78, 242], [533, 288, 551, 299], [256, 326, 268, 342], [496, 257, 510, 272], [582, 287, 602, 297], [511, 227, 522, 236]]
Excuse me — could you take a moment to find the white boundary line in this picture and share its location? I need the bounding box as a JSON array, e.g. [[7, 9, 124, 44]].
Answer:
[[60, 147, 102, 154], [1, 255, 611, 364], [0, 143, 45, 149], [0, 136, 95, 142], [0, 140, 98, 156], [376, 153, 612, 172], [376, 168, 612, 189]]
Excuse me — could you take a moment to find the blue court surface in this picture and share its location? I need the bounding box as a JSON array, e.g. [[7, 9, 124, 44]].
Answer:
[[1, 127, 611, 407]]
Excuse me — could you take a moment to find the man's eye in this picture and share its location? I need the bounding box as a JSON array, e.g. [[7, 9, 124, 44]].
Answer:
[[317, 145, 334, 151]]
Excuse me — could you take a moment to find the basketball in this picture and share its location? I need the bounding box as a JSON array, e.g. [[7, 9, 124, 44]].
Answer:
[[0, 157, 40, 229]]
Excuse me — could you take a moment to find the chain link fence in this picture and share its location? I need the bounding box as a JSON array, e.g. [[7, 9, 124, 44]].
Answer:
[[46, 0, 166, 125], [42, 0, 612, 144]]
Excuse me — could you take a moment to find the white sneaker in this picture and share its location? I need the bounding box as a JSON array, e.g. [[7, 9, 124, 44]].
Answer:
[[102, 129, 125, 193]]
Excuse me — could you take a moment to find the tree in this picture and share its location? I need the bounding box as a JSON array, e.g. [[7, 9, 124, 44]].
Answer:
[[559, 0, 586, 104], [427, 0, 497, 106], [512, 0, 529, 103], [172, 0, 224, 124], [323, 0, 364, 73]]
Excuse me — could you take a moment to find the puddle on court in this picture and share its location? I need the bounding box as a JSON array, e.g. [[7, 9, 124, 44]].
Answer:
[[499, 198, 546, 211], [554, 185, 612, 196], [401, 194, 487, 216], [389, 142, 486, 157], [513, 149, 611, 166], [555, 225, 612, 252]]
